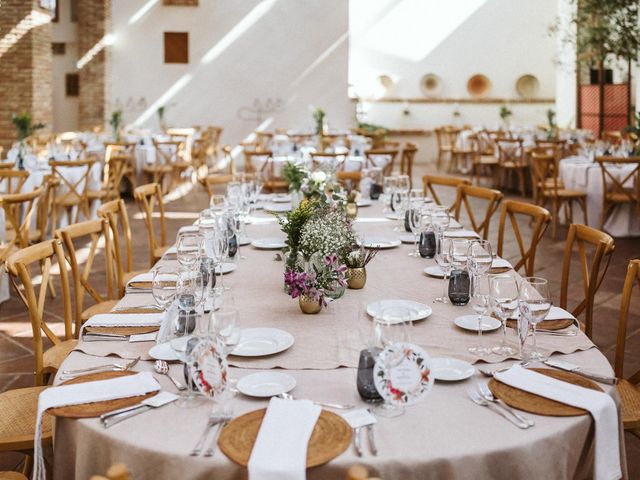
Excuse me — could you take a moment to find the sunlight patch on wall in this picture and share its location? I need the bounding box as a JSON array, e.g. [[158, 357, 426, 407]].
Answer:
[[0, 10, 51, 58]]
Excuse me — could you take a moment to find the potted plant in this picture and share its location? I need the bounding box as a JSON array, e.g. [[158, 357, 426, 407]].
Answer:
[[11, 113, 45, 170], [281, 161, 306, 208], [499, 105, 512, 128], [546, 109, 557, 140], [109, 109, 123, 142], [344, 247, 378, 289], [312, 106, 326, 136]]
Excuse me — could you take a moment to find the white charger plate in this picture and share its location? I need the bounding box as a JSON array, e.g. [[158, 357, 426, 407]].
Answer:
[[367, 299, 432, 323], [431, 357, 475, 382], [237, 372, 296, 398], [423, 265, 444, 278], [251, 237, 286, 250], [230, 328, 294, 357], [362, 237, 401, 249], [454, 314, 501, 332], [384, 212, 403, 220], [264, 203, 292, 213]]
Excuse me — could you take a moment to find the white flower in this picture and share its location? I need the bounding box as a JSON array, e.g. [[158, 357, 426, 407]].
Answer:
[[311, 171, 327, 183]]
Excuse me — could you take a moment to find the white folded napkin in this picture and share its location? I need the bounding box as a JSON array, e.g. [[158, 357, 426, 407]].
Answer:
[[248, 397, 321, 480], [164, 246, 177, 255], [510, 305, 576, 321], [444, 229, 480, 239], [34, 372, 160, 480], [127, 272, 175, 285], [495, 365, 620, 480], [491, 258, 513, 269], [84, 312, 166, 328]]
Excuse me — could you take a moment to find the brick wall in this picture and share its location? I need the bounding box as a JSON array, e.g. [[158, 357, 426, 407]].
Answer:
[[77, 0, 111, 131], [0, 0, 53, 150]]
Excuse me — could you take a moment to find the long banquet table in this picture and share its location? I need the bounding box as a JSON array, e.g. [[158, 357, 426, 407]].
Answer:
[[53, 199, 626, 480]]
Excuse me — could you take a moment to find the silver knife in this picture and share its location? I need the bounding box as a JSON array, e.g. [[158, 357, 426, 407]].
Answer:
[[353, 427, 363, 457], [544, 359, 618, 385], [365, 409, 378, 456]]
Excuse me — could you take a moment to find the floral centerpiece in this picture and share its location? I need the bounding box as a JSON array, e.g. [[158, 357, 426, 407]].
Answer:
[[282, 160, 346, 207]]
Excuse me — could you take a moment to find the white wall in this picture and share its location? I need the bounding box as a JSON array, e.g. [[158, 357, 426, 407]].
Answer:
[[109, 0, 351, 146], [51, 0, 79, 132], [350, 0, 558, 130]]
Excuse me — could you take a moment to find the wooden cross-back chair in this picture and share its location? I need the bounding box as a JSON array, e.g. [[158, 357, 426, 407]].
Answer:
[[434, 126, 460, 171], [453, 184, 503, 240], [594, 156, 640, 230], [613, 259, 640, 435], [203, 126, 223, 159], [255, 131, 273, 151], [602, 130, 622, 146], [560, 223, 615, 339], [243, 150, 288, 192], [496, 138, 527, 197], [336, 171, 362, 191], [0, 187, 43, 264], [98, 199, 147, 297], [104, 141, 137, 191], [134, 183, 169, 267], [364, 149, 399, 176], [496, 200, 551, 277], [469, 133, 499, 187], [200, 173, 234, 199], [48, 158, 95, 230], [0, 170, 29, 195], [6, 239, 74, 385], [88, 154, 128, 213], [145, 140, 179, 193], [422, 175, 470, 211], [399, 143, 417, 188], [531, 150, 587, 239], [56, 218, 119, 329], [310, 152, 346, 172]]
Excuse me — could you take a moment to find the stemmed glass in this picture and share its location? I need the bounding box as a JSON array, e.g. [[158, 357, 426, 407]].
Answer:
[[176, 232, 203, 270], [469, 274, 491, 356], [518, 277, 552, 361], [489, 275, 519, 355], [407, 206, 423, 257], [431, 206, 450, 234], [151, 267, 177, 311], [210, 227, 229, 293], [209, 194, 227, 213], [381, 176, 397, 213], [467, 240, 493, 276], [212, 307, 241, 357], [374, 306, 411, 418], [434, 236, 452, 303]]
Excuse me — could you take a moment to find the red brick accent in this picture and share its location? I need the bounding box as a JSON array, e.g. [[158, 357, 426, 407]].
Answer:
[[163, 0, 199, 5], [77, 0, 111, 131], [0, 1, 53, 149]]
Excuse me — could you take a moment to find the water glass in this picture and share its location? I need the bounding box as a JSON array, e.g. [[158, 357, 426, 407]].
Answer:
[[467, 240, 493, 276], [212, 307, 241, 357], [176, 232, 203, 270], [151, 267, 177, 311], [489, 275, 519, 355], [518, 277, 552, 361], [434, 236, 452, 303], [468, 275, 491, 356]]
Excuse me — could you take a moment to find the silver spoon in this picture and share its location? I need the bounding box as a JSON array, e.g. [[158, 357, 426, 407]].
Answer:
[[154, 360, 187, 391]]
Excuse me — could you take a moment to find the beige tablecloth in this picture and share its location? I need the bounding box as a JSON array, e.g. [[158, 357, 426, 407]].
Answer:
[[53, 200, 626, 480]]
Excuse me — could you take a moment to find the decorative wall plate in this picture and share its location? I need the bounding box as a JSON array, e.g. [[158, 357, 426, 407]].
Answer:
[[420, 73, 441, 96], [467, 74, 491, 98], [516, 74, 540, 98]]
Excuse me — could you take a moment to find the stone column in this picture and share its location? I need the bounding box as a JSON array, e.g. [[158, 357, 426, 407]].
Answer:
[[0, 0, 53, 149], [77, 0, 111, 131]]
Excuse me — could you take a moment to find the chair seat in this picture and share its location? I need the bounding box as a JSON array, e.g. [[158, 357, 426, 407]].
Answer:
[[618, 379, 640, 429], [538, 178, 565, 189], [501, 161, 527, 169], [43, 339, 78, 372], [0, 386, 52, 451], [143, 165, 172, 174], [87, 189, 108, 200], [605, 192, 636, 203], [476, 156, 499, 165], [543, 188, 587, 198], [53, 193, 83, 207], [81, 299, 120, 322]]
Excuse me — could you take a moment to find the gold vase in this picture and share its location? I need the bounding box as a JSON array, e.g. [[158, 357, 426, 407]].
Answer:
[[299, 294, 322, 314], [347, 267, 367, 289], [346, 202, 358, 219]]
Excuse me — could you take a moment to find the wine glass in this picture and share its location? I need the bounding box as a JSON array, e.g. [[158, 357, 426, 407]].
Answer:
[[467, 240, 493, 276], [176, 232, 203, 270], [518, 277, 552, 361], [489, 275, 519, 355], [151, 267, 177, 311], [431, 206, 450, 234], [374, 306, 410, 418], [468, 274, 491, 356], [408, 206, 423, 257], [212, 307, 241, 357], [381, 176, 397, 213], [397, 175, 410, 195], [211, 227, 229, 293], [434, 236, 452, 303], [209, 194, 227, 212]]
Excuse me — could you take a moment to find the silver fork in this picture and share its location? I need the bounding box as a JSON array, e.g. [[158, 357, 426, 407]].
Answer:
[[61, 357, 140, 378], [190, 416, 222, 456], [477, 384, 534, 427], [467, 389, 529, 429], [203, 414, 233, 457], [535, 329, 578, 337]]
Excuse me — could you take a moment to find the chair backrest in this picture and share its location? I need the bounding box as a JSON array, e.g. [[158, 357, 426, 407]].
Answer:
[[310, 152, 346, 171], [49, 158, 95, 200], [56, 219, 116, 332], [602, 130, 622, 145], [98, 199, 133, 297], [364, 149, 399, 176], [530, 150, 562, 194], [435, 126, 460, 149], [243, 150, 274, 176], [0, 170, 29, 194], [399, 143, 417, 183], [336, 171, 362, 191], [0, 187, 43, 258], [560, 223, 615, 339], [614, 259, 640, 379], [453, 184, 503, 240], [255, 131, 273, 150], [5, 239, 73, 385], [421, 175, 470, 210], [595, 156, 640, 205], [35, 175, 59, 242], [102, 154, 128, 201], [200, 173, 234, 200], [497, 138, 525, 167], [134, 183, 167, 266], [152, 140, 186, 166], [497, 200, 551, 277]]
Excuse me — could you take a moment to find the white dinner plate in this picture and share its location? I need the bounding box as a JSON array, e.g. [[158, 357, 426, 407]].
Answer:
[[237, 372, 296, 398], [215, 262, 237, 274], [399, 233, 415, 244], [362, 237, 401, 249], [251, 237, 286, 250], [271, 194, 292, 203], [149, 341, 179, 361], [357, 199, 372, 207], [384, 212, 403, 220], [264, 203, 292, 213], [237, 237, 252, 246], [231, 328, 294, 357], [454, 315, 501, 332], [431, 357, 475, 382], [423, 266, 444, 278], [367, 299, 432, 323]]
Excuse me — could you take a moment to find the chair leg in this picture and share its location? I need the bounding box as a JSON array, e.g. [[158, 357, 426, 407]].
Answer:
[[552, 198, 559, 240], [581, 198, 588, 225]]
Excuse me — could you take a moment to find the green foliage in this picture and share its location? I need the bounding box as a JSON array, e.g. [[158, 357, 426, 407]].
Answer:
[[499, 105, 512, 120], [312, 107, 325, 135], [282, 161, 306, 192], [277, 199, 320, 265], [357, 122, 388, 136], [11, 113, 45, 141]]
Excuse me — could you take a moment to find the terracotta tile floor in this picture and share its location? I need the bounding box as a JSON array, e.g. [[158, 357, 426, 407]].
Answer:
[[0, 168, 638, 476]]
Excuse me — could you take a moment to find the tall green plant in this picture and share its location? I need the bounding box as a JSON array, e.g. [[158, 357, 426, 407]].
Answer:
[[11, 113, 45, 141]]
